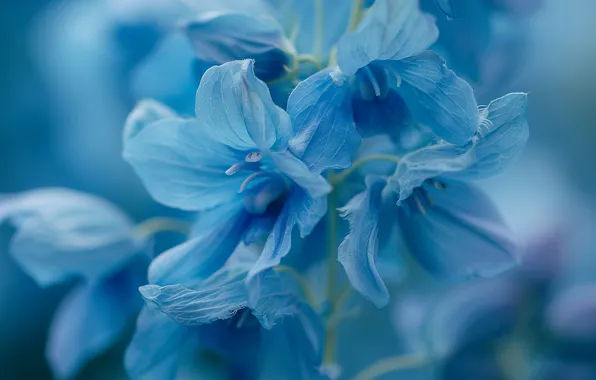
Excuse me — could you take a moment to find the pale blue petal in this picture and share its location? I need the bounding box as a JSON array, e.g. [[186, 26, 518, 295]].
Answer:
[[425, 280, 522, 357], [269, 150, 331, 197], [243, 215, 276, 245], [125, 307, 188, 380], [288, 69, 361, 173], [398, 182, 519, 279], [148, 206, 250, 287], [123, 117, 245, 211], [337, 0, 438, 75], [388, 141, 475, 203], [195, 60, 292, 151], [184, 12, 295, 82], [338, 175, 390, 308], [123, 99, 177, 144], [447, 92, 530, 181], [248, 187, 327, 279], [385, 51, 478, 145], [259, 303, 329, 379], [48, 264, 145, 379], [130, 33, 199, 115], [545, 284, 596, 340], [0, 188, 141, 286]]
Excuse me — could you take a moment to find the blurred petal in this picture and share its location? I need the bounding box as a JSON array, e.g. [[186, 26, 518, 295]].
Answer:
[[447, 92, 530, 180], [386, 51, 478, 145], [184, 12, 295, 82], [337, 0, 438, 75], [123, 99, 176, 144], [435, 0, 457, 17], [123, 117, 245, 211], [398, 182, 519, 279], [48, 264, 145, 379], [148, 206, 250, 287], [288, 68, 361, 173], [195, 60, 292, 151], [545, 284, 596, 340], [125, 307, 188, 380], [338, 175, 391, 308], [0, 188, 140, 286]]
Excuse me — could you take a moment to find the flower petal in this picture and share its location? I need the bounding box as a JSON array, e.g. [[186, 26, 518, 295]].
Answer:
[[435, 0, 457, 18], [148, 205, 250, 287], [248, 187, 327, 279], [123, 99, 177, 144], [0, 188, 141, 286], [447, 92, 530, 181], [123, 117, 245, 211], [269, 150, 331, 197], [337, 0, 438, 76], [545, 284, 596, 341], [288, 69, 361, 173], [398, 181, 519, 279], [125, 307, 188, 380], [338, 175, 391, 308], [47, 264, 145, 379], [385, 51, 478, 145], [195, 60, 292, 152], [184, 12, 295, 82]]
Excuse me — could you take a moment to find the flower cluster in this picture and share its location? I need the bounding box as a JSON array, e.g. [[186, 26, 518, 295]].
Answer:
[[2, 0, 531, 379]]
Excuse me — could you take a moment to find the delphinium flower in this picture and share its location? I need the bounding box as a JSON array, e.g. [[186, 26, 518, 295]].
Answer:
[[0, 189, 156, 379]]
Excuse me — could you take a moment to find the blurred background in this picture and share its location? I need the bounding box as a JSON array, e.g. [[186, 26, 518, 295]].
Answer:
[[1, 0, 595, 379]]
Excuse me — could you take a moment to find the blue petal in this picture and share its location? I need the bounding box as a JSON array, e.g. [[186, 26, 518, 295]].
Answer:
[[130, 33, 199, 115], [123, 117, 245, 211], [195, 60, 293, 152], [148, 206, 250, 287], [338, 175, 391, 308], [287, 69, 361, 173], [269, 150, 331, 197], [184, 12, 295, 82], [545, 284, 596, 341], [248, 187, 327, 279], [337, 0, 438, 76], [447, 92, 530, 181], [0, 188, 142, 286], [125, 307, 188, 380], [435, 0, 457, 18], [398, 181, 519, 279], [123, 99, 177, 144], [385, 51, 478, 145], [388, 141, 476, 203], [424, 280, 522, 357], [48, 264, 145, 379], [259, 303, 328, 379]]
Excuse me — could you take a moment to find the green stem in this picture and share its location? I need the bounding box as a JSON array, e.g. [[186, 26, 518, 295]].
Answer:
[[353, 354, 428, 380], [275, 266, 318, 308], [331, 154, 401, 185], [348, 0, 365, 32], [324, 171, 339, 364], [133, 217, 190, 240], [297, 55, 323, 71]]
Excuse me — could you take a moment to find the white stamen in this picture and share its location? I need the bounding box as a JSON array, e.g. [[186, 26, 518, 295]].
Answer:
[[245, 152, 264, 163], [363, 66, 381, 97], [226, 162, 244, 176], [239, 172, 269, 193]]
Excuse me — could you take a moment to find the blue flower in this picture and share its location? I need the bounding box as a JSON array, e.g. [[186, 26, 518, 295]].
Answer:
[[0, 188, 149, 379], [338, 92, 529, 307], [329, 0, 478, 143], [124, 59, 360, 281], [125, 244, 328, 379]]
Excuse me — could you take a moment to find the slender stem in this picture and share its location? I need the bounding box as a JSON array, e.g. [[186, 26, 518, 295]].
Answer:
[[133, 217, 190, 240], [297, 55, 323, 71], [331, 154, 401, 185], [324, 170, 339, 364], [348, 0, 365, 32], [353, 354, 428, 380], [275, 266, 318, 308], [313, 0, 325, 60]]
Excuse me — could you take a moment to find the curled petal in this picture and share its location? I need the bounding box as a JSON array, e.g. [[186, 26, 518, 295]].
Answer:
[[123, 99, 177, 144], [337, 0, 438, 75]]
